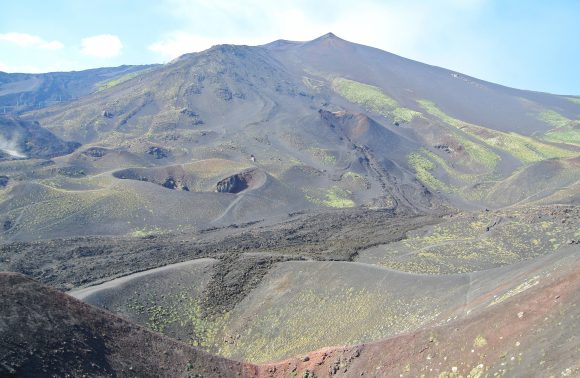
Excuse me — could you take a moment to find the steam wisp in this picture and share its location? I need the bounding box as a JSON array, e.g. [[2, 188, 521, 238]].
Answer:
[[0, 136, 26, 158]]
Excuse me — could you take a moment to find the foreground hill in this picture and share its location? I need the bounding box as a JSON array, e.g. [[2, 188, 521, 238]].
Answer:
[[263, 245, 579, 377], [0, 272, 254, 377], [1, 241, 577, 377]]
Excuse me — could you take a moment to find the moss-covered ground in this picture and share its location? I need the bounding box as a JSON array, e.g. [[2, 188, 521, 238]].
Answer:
[[357, 206, 579, 274], [332, 78, 422, 122]]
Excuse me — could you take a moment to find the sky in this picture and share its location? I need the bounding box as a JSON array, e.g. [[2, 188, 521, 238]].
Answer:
[[0, 0, 579, 94]]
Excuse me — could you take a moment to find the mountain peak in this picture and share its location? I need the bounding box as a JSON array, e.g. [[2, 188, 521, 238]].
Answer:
[[321, 32, 338, 38], [315, 32, 343, 41], [305, 32, 350, 48]]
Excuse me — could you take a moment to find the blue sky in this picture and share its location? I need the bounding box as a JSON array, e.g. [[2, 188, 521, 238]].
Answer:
[[1, 0, 578, 94]]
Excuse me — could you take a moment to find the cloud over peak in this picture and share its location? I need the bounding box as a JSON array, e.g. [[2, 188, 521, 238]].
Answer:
[[80, 34, 123, 59]]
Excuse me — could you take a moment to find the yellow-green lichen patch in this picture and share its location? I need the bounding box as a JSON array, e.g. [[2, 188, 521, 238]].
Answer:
[[417, 100, 501, 169], [302, 76, 325, 91], [129, 226, 167, 238], [408, 152, 455, 193], [535, 109, 580, 146], [358, 207, 579, 274], [304, 186, 355, 208], [391, 107, 424, 123], [95, 68, 154, 91], [333, 78, 398, 110], [332, 78, 422, 122], [417, 99, 464, 128], [461, 123, 577, 162], [307, 147, 337, 165], [565, 96, 580, 105], [543, 128, 580, 146], [538, 110, 577, 129], [419, 99, 577, 164], [422, 149, 483, 183], [488, 276, 540, 306], [341, 171, 370, 190], [220, 285, 440, 363], [127, 290, 229, 350], [473, 335, 488, 348]]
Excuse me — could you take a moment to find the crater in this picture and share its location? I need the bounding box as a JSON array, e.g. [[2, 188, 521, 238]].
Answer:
[[113, 166, 194, 191], [112, 162, 263, 194], [82, 147, 109, 158], [216, 169, 263, 194]]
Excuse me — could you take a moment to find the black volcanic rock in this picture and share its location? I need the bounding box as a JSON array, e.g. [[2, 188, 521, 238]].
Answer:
[[216, 171, 252, 193]]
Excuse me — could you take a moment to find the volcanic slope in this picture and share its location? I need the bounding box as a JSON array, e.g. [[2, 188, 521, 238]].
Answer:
[[0, 33, 575, 240]]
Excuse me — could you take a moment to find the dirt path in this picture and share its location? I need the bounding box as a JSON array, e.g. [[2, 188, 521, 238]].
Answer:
[[70, 258, 217, 300]]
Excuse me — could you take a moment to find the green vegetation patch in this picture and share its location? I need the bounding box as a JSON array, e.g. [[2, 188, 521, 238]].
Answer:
[[332, 78, 422, 122], [462, 123, 577, 163], [390, 106, 424, 123], [565, 96, 580, 105], [473, 335, 488, 348], [95, 68, 153, 91], [302, 76, 324, 91], [418, 99, 577, 165], [304, 186, 355, 208], [536, 109, 580, 146], [538, 110, 576, 129], [333, 77, 397, 109], [417, 99, 463, 127], [408, 152, 454, 193], [358, 207, 579, 274], [130, 226, 166, 238], [488, 276, 540, 306], [220, 285, 439, 363], [307, 147, 337, 165], [413, 149, 495, 202], [543, 128, 580, 145], [418, 100, 500, 169], [127, 290, 229, 350], [341, 171, 370, 190]]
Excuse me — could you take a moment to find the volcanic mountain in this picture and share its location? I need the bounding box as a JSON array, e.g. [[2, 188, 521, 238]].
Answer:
[[0, 33, 577, 241], [0, 33, 578, 377]]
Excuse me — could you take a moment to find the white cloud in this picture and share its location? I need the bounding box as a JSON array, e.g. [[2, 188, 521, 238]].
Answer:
[[0, 32, 64, 50], [0, 61, 9, 72], [80, 34, 123, 58], [148, 32, 266, 61], [149, 0, 487, 63]]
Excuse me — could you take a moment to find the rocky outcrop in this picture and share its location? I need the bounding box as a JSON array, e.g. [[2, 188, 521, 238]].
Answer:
[[82, 147, 108, 158], [146, 146, 168, 159], [216, 170, 256, 193]]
